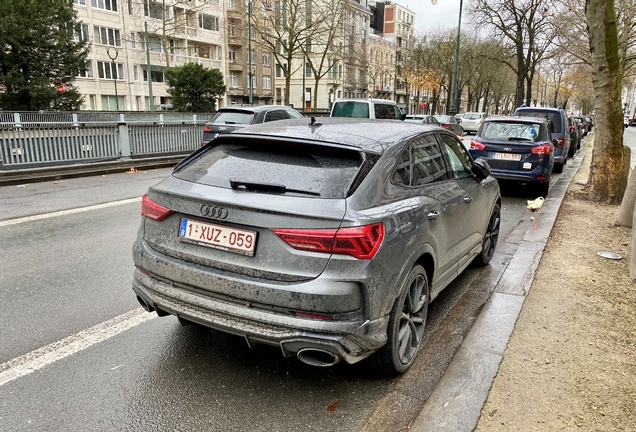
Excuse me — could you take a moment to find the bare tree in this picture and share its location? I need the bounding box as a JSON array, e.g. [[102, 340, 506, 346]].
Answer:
[[251, 0, 330, 106], [470, 0, 556, 108], [585, 0, 627, 203]]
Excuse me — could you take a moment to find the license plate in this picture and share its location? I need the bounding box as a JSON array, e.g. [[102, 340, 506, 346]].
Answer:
[[179, 218, 256, 256], [493, 152, 521, 161]]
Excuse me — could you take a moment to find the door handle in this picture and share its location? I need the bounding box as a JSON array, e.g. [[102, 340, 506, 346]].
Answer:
[[428, 211, 440, 221], [464, 196, 473, 203]]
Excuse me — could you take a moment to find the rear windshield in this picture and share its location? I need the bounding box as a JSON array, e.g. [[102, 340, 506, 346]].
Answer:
[[173, 141, 364, 199], [516, 110, 562, 133], [209, 111, 255, 125], [331, 101, 369, 118], [434, 115, 451, 123], [480, 122, 547, 142], [464, 113, 482, 120]]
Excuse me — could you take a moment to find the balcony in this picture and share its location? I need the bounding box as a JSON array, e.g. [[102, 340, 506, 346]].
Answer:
[[228, 61, 244, 71], [228, 35, 243, 46], [226, 9, 246, 21], [227, 87, 246, 96]]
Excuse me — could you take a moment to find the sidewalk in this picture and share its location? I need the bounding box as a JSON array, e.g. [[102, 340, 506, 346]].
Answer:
[[412, 138, 636, 431]]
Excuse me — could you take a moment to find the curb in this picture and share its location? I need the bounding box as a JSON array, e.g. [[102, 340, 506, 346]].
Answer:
[[0, 155, 186, 187], [409, 142, 589, 431]]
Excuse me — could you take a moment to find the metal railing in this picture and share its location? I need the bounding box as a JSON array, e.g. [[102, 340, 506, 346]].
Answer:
[[0, 112, 208, 169]]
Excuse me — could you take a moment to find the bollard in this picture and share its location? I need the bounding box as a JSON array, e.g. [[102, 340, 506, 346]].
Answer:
[[618, 146, 634, 227]]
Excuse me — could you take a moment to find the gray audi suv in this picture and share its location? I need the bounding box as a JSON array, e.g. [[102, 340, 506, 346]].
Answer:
[[132, 118, 501, 374]]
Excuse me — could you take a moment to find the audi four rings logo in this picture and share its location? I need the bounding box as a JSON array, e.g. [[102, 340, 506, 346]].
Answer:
[[200, 204, 229, 219]]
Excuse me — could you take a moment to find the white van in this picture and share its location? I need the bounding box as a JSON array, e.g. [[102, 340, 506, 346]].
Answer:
[[330, 98, 405, 120]]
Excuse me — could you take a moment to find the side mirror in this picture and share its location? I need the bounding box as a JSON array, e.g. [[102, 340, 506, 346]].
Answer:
[[401, 113, 407, 121], [472, 158, 491, 180]]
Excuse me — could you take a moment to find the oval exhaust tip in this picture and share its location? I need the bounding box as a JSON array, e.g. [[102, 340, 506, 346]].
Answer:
[[136, 295, 154, 313], [297, 348, 341, 367]]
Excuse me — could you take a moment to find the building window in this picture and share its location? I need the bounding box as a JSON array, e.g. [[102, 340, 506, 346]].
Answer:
[[89, 95, 96, 110], [144, 0, 166, 19], [94, 26, 121, 47], [262, 52, 270, 66], [142, 68, 165, 82], [130, 33, 136, 48], [247, 74, 256, 89], [305, 62, 312, 78], [229, 48, 236, 62], [73, 24, 90, 42], [146, 35, 163, 52], [230, 73, 238, 87], [228, 23, 235, 36], [133, 64, 139, 81], [276, 63, 284, 78], [73, 0, 86, 5], [199, 13, 219, 31], [263, 75, 271, 89], [248, 49, 255, 65], [91, 0, 117, 12], [97, 61, 124, 80], [101, 95, 125, 111], [77, 61, 93, 78], [306, 38, 312, 53], [228, 0, 235, 9]]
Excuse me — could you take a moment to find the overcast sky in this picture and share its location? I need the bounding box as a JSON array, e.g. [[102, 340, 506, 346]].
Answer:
[[403, 1, 464, 35]]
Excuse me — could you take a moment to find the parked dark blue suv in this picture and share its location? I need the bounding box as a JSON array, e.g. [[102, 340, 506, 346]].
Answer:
[[513, 107, 570, 173], [469, 116, 554, 197]]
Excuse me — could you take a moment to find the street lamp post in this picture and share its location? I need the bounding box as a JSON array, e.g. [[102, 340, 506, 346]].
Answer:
[[248, 0, 253, 105], [432, 0, 463, 116], [106, 47, 120, 111]]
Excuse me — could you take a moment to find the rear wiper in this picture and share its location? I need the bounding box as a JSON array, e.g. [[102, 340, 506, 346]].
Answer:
[[508, 137, 533, 141], [225, 121, 237, 124], [229, 179, 321, 196]]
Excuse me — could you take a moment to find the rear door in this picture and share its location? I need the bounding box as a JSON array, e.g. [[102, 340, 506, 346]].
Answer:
[[437, 132, 490, 269]]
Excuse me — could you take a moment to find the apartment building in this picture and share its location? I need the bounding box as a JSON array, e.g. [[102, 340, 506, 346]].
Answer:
[[71, 0, 410, 112], [72, 0, 226, 111]]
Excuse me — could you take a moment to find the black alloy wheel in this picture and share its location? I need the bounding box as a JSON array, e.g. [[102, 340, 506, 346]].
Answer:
[[372, 265, 429, 374], [475, 203, 500, 266]]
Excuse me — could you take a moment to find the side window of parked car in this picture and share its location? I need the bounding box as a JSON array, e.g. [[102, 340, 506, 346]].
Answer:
[[412, 135, 450, 185], [374, 104, 393, 119], [264, 110, 288, 122], [437, 133, 473, 179], [393, 105, 403, 120], [287, 109, 303, 119], [393, 135, 450, 186]]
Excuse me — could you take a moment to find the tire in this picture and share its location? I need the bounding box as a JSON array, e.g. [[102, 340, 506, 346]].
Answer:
[[474, 203, 500, 267], [568, 145, 575, 158], [553, 162, 564, 173], [536, 181, 550, 198], [371, 265, 429, 375]]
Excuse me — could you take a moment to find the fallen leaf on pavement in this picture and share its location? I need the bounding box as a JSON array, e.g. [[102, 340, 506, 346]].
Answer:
[[327, 402, 339, 413]]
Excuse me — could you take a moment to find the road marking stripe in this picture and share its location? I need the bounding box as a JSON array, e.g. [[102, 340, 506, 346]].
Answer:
[[0, 308, 156, 387], [0, 197, 142, 227]]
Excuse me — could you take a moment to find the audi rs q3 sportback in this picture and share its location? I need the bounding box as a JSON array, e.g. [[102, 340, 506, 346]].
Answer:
[[132, 118, 501, 374]]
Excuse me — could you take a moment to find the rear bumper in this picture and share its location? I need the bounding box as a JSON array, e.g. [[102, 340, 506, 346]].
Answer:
[[132, 271, 388, 364], [131, 238, 391, 364], [490, 166, 551, 183]]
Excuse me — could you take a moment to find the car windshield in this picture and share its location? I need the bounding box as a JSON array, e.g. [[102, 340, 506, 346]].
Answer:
[[173, 141, 364, 199], [209, 111, 255, 125], [464, 113, 482, 120], [331, 101, 370, 118], [480, 122, 546, 142]]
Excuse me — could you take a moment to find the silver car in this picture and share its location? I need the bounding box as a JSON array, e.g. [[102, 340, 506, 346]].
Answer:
[[461, 112, 488, 134], [132, 118, 501, 374]]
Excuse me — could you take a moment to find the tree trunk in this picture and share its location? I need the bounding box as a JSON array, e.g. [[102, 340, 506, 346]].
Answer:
[[586, 0, 627, 204]]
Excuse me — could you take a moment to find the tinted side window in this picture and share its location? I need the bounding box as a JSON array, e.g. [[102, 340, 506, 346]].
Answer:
[[438, 133, 473, 179], [412, 135, 450, 185], [393, 105, 402, 120], [264, 110, 289, 122], [393, 145, 411, 186], [287, 109, 303, 119], [374, 104, 393, 119]]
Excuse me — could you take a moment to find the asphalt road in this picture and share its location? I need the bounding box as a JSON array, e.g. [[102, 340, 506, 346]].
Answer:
[[0, 152, 564, 431]]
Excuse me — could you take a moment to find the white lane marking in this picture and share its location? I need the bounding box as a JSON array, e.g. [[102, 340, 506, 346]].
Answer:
[[0, 308, 156, 387], [0, 197, 142, 227]]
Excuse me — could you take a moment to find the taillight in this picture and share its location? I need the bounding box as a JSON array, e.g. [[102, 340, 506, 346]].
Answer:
[[203, 125, 212, 133], [442, 124, 450, 129], [556, 138, 564, 148], [141, 194, 174, 221], [293, 311, 333, 321], [470, 141, 486, 150], [272, 223, 384, 260], [570, 126, 575, 131], [530, 144, 552, 155]]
